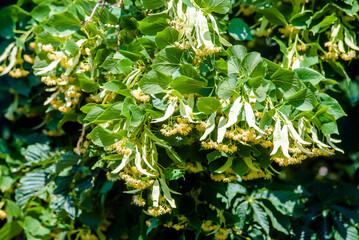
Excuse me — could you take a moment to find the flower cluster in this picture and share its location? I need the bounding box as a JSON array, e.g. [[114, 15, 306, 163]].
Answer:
[[131, 88, 150, 103], [201, 220, 218, 232], [119, 172, 155, 190], [131, 194, 146, 207], [147, 204, 172, 217], [297, 44, 309, 52], [202, 140, 238, 154], [278, 25, 299, 36], [195, 46, 222, 57], [210, 169, 238, 183], [161, 119, 193, 136], [8, 68, 29, 78], [195, 121, 207, 132], [107, 140, 132, 155], [242, 170, 272, 181], [214, 228, 232, 240], [185, 162, 201, 173], [163, 216, 188, 231]]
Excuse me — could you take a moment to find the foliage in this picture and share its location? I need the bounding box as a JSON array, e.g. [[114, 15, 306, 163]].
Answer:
[[0, 0, 359, 239]]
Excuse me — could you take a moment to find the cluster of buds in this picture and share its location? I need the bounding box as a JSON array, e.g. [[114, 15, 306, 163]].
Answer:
[[80, 62, 91, 71], [0, 209, 6, 220], [81, 47, 91, 56], [131, 88, 150, 103], [210, 169, 238, 183], [278, 25, 299, 36], [23, 54, 34, 64], [164, 223, 186, 231], [202, 140, 238, 153], [311, 147, 335, 157], [340, 50, 356, 61], [41, 73, 74, 86], [29, 42, 36, 50], [214, 228, 232, 240], [240, 4, 254, 16], [201, 220, 218, 232], [167, 19, 186, 31], [131, 194, 146, 207], [161, 119, 193, 136], [104, 23, 120, 28], [175, 41, 191, 50], [43, 129, 64, 137], [60, 56, 72, 69], [225, 129, 259, 143], [8, 68, 29, 78], [255, 28, 272, 37], [242, 170, 272, 181], [42, 44, 54, 52], [119, 172, 155, 189], [185, 162, 201, 173], [297, 44, 309, 52], [163, 216, 188, 231], [147, 204, 171, 217], [273, 155, 307, 166], [41, 76, 57, 86], [342, 16, 356, 22], [107, 140, 132, 155], [195, 46, 222, 57], [195, 121, 207, 131]]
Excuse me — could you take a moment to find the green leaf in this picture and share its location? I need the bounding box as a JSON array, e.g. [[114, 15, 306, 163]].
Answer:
[[227, 56, 241, 75], [294, 67, 324, 85], [228, 18, 252, 41], [170, 76, 207, 94], [197, 97, 221, 114], [30, 3, 51, 22], [287, 88, 318, 111], [63, 39, 79, 56], [15, 169, 50, 207], [194, 0, 231, 14], [250, 202, 270, 235], [232, 158, 249, 176], [259, 202, 290, 234], [138, 14, 168, 36], [155, 27, 179, 49], [76, 72, 99, 93], [142, 0, 164, 9], [258, 8, 288, 26], [290, 11, 312, 29], [217, 77, 236, 100], [88, 126, 125, 147], [56, 152, 78, 172], [144, 127, 183, 164], [228, 45, 247, 60], [165, 168, 185, 180], [248, 76, 269, 102], [215, 157, 233, 173], [0, 221, 23, 240], [319, 93, 346, 120], [271, 68, 303, 98], [311, 13, 337, 35], [242, 52, 265, 77], [22, 143, 57, 163], [0, 12, 15, 39], [24, 216, 50, 238], [152, 47, 184, 75], [139, 70, 172, 94], [115, 58, 133, 74], [235, 201, 248, 231], [46, 11, 81, 36]]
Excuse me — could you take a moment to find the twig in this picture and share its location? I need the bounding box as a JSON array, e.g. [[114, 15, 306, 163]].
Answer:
[[82, 1, 102, 26], [81, 0, 123, 26]]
